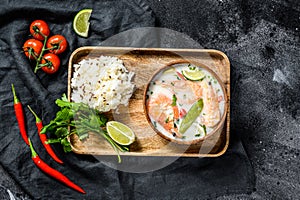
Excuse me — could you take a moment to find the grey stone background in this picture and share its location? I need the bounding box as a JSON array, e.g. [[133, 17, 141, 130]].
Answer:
[[0, 0, 299, 199]]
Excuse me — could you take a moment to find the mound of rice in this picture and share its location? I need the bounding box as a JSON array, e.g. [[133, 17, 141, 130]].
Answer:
[[71, 56, 135, 112]]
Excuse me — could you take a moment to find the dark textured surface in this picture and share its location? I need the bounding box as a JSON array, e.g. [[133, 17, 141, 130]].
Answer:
[[0, 0, 299, 199], [145, 0, 300, 199]]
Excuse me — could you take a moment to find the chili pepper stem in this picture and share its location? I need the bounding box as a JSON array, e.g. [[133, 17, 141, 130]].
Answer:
[[27, 105, 42, 123], [28, 138, 38, 158], [11, 84, 20, 104]]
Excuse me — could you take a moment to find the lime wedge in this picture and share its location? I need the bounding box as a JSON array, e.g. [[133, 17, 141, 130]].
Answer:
[[73, 9, 92, 37], [106, 121, 135, 145], [179, 99, 203, 134], [182, 67, 205, 81]]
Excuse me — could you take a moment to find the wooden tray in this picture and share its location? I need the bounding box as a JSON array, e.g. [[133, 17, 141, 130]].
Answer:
[[67, 47, 230, 157]]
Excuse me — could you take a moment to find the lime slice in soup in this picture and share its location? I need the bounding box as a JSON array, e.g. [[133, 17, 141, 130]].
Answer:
[[73, 9, 92, 37], [107, 121, 135, 145], [182, 67, 205, 81]]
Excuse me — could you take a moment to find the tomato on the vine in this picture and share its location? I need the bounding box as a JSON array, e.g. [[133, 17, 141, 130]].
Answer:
[[40, 53, 61, 74], [23, 39, 43, 60], [46, 35, 68, 54], [30, 20, 50, 41]]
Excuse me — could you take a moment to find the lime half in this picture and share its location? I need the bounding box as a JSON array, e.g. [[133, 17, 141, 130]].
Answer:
[[107, 121, 135, 146], [182, 67, 205, 81], [73, 9, 92, 37]]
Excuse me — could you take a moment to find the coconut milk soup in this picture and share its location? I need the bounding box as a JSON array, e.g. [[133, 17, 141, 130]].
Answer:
[[146, 63, 225, 142]]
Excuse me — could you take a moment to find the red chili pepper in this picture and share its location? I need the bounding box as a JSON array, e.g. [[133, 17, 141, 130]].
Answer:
[[27, 105, 64, 164], [28, 139, 86, 194], [11, 84, 29, 146]]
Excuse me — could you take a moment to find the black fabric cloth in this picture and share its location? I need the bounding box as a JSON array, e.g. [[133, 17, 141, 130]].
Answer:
[[0, 0, 254, 199]]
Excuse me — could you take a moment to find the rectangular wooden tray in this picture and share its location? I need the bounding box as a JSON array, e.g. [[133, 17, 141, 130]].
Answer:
[[68, 47, 230, 157]]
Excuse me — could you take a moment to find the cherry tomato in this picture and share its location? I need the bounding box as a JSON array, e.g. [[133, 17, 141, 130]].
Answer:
[[46, 35, 68, 54], [30, 20, 50, 41], [23, 39, 43, 60], [40, 53, 60, 74]]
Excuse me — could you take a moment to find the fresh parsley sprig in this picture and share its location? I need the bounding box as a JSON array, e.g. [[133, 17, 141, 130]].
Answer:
[[41, 94, 128, 162]]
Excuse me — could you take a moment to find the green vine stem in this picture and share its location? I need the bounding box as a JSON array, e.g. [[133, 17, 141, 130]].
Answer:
[[34, 36, 48, 73]]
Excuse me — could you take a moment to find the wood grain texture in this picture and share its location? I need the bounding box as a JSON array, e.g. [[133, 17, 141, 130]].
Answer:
[[68, 47, 230, 157]]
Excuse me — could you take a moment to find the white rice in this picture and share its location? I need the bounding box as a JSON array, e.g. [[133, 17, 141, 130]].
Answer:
[[71, 56, 135, 112]]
